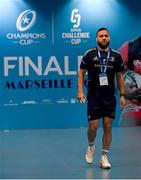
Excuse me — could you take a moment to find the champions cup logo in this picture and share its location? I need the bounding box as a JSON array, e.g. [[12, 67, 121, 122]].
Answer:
[[6, 9, 47, 45], [70, 9, 81, 28], [16, 9, 36, 32]]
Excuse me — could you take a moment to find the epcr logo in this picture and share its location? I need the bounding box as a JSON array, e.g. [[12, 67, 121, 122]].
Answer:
[[16, 9, 36, 32], [70, 9, 81, 28]]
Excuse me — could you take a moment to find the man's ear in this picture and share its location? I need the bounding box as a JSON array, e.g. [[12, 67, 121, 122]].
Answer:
[[96, 37, 98, 42]]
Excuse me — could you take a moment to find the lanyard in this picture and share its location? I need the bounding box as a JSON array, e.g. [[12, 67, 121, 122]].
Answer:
[[97, 48, 110, 74]]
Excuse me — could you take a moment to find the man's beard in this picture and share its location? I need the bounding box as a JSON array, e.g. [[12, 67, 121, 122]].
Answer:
[[97, 41, 110, 49]]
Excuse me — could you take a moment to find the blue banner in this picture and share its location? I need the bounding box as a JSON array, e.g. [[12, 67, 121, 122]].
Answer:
[[0, 0, 141, 129]]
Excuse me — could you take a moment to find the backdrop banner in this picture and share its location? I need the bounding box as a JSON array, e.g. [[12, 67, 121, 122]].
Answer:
[[0, 0, 141, 129]]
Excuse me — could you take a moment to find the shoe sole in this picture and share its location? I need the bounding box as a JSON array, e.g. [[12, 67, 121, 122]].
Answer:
[[100, 163, 111, 169]]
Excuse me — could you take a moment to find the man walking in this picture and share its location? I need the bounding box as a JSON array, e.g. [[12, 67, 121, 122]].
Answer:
[[77, 27, 125, 169]]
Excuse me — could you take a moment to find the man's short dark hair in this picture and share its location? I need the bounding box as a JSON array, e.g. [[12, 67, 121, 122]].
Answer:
[[96, 27, 109, 37]]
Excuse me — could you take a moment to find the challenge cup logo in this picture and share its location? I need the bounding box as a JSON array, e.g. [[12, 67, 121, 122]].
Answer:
[[70, 9, 81, 28]]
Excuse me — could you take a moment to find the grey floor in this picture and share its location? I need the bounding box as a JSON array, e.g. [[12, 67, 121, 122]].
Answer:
[[0, 126, 141, 179]]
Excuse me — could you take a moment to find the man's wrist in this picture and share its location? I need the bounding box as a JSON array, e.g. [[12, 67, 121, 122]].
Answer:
[[120, 93, 125, 97]]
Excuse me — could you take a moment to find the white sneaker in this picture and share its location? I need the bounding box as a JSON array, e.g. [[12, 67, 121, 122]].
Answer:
[[99, 154, 111, 169], [85, 146, 95, 164]]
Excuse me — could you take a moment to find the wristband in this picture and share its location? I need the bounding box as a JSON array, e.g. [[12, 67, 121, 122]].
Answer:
[[120, 93, 125, 97]]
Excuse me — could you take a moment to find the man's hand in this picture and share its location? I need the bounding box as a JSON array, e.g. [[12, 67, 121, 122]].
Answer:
[[77, 92, 86, 103], [77, 69, 87, 104]]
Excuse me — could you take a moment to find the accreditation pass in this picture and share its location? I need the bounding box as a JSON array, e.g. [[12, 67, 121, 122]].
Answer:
[[99, 74, 108, 86]]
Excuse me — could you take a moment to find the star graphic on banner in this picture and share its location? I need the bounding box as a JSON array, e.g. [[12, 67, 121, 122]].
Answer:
[[22, 16, 30, 24]]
